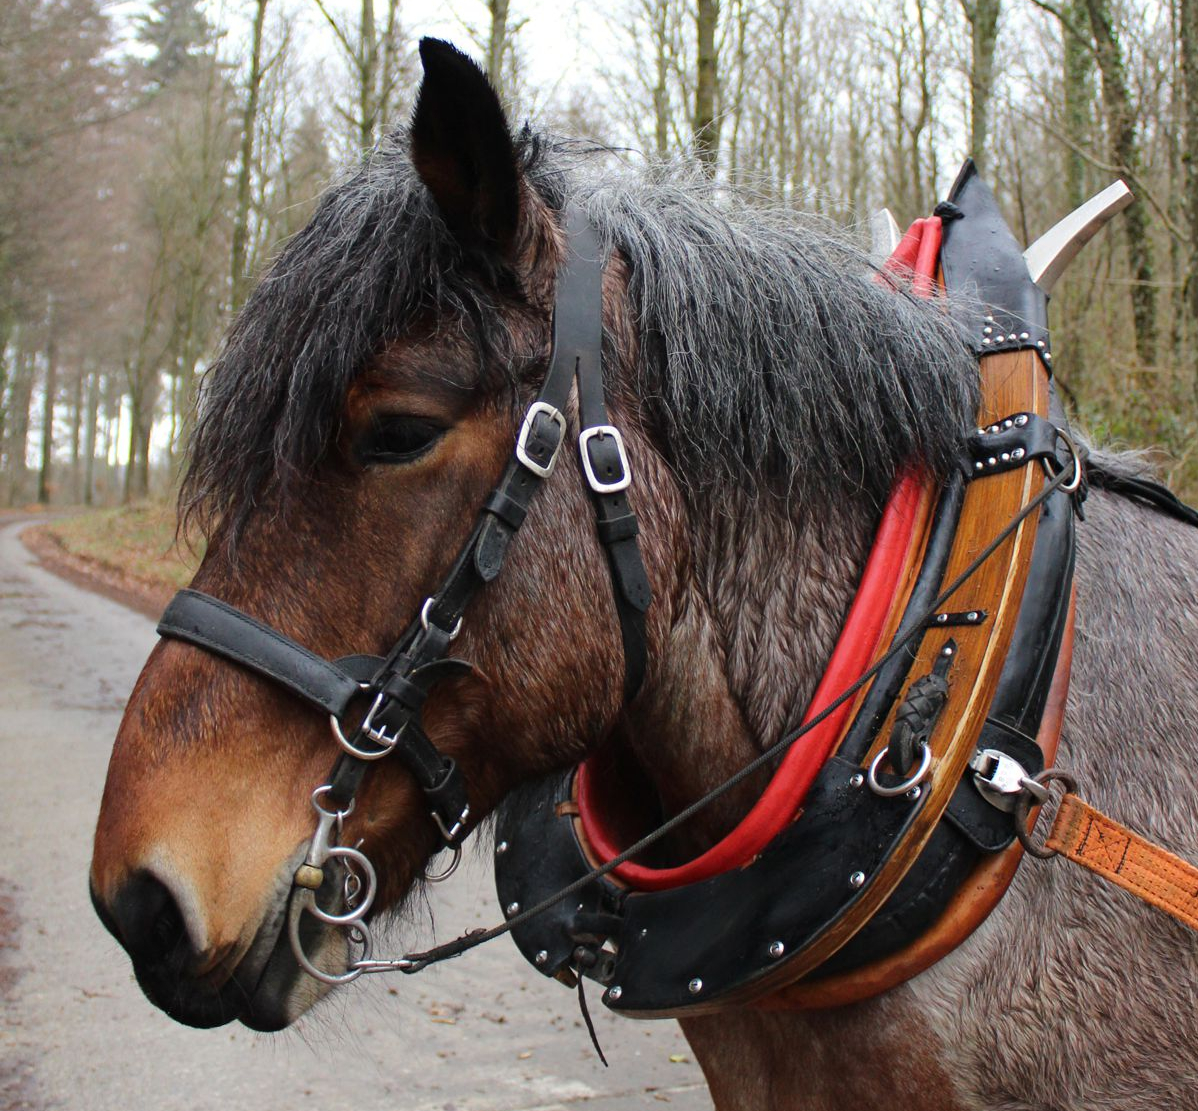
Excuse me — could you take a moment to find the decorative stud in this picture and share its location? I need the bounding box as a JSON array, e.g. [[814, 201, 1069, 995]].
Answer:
[[849, 871, 866, 889], [506, 901, 520, 916], [1020, 331, 1030, 340], [688, 978, 703, 994], [1001, 452, 1011, 462], [1012, 448, 1025, 460], [967, 611, 979, 621], [1044, 352, 1052, 362], [496, 840, 509, 856], [906, 786, 922, 801], [988, 424, 1000, 434], [982, 338, 991, 345], [987, 457, 997, 467], [1015, 414, 1029, 426], [768, 941, 785, 958], [983, 325, 993, 335], [974, 461, 984, 472], [850, 772, 865, 788], [1037, 339, 1046, 349], [1003, 418, 1014, 429], [535, 950, 549, 966], [942, 644, 955, 657], [936, 613, 948, 623], [608, 986, 623, 1001]]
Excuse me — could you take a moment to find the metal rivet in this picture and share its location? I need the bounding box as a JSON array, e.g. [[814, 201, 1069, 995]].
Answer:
[[906, 786, 922, 801], [1012, 447, 1025, 460], [534, 950, 549, 966], [986, 314, 995, 323], [1020, 331, 1030, 340], [639, 928, 649, 938], [983, 325, 993, 335], [1015, 414, 1029, 426], [936, 613, 948, 623], [1044, 352, 1052, 361], [1036, 339, 1046, 349], [988, 424, 999, 433], [942, 645, 955, 656], [977, 427, 986, 435], [850, 772, 865, 788], [496, 841, 509, 855], [967, 611, 979, 621], [987, 456, 997, 466], [688, 978, 703, 994], [982, 337, 991, 345], [1003, 418, 1013, 429], [974, 461, 984, 471], [849, 871, 866, 889], [1001, 452, 1011, 462], [506, 901, 520, 916], [768, 941, 785, 958], [608, 986, 622, 1001]]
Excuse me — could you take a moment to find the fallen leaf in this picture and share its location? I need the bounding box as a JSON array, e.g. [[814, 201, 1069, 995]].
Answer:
[[668, 1054, 689, 1064], [517, 1051, 532, 1060]]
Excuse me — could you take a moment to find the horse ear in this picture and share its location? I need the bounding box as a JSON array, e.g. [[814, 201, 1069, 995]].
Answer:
[[411, 38, 521, 252]]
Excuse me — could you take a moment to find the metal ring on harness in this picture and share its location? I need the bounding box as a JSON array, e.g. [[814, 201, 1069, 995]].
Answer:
[[1014, 769, 1078, 858], [867, 741, 933, 797]]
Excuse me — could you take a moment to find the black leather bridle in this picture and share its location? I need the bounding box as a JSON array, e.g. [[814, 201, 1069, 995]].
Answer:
[[156, 208, 652, 971]]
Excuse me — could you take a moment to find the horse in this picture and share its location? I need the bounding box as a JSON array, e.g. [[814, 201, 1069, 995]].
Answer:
[[89, 39, 1198, 1110]]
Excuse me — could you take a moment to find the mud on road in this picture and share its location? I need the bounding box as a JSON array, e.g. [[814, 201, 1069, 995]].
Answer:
[[0, 518, 710, 1111]]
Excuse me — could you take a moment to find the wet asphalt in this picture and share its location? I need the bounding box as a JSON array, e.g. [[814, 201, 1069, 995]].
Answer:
[[0, 518, 711, 1111]]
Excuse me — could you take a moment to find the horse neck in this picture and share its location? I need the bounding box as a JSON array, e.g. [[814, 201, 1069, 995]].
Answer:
[[621, 486, 879, 852]]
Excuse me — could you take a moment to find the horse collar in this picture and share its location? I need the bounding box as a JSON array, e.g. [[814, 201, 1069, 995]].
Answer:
[[494, 162, 1085, 1015], [154, 205, 653, 984]]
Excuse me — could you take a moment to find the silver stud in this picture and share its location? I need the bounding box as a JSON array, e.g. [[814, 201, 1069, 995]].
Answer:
[[1036, 339, 1046, 349], [506, 901, 520, 916], [977, 427, 987, 435], [1020, 331, 1030, 340], [974, 461, 984, 471], [983, 325, 993, 335], [942, 645, 955, 657], [967, 611, 979, 621], [849, 871, 866, 889], [1003, 418, 1013, 429], [988, 424, 999, 434], [982, 337, 991, 345], [1008, 334, 1018, 343], [936, 613, 948, 623], [496, 840, 509, 855], [850, 772, 865, 788], [639, 928, 649, 938], [1015, 414, 1029, 426], [986, 314, 995, 323], [1001, 452, 1011, 462], [688, 978, 703, 994], [988, 457, 998, 466], [1044, 352, 1052, 362], [768, 940, 785, 958], [906, 786, 922, 801], [1012, 447, 1025, 460], [608, 985, 622, 1001], [534, 950, 549, 966]]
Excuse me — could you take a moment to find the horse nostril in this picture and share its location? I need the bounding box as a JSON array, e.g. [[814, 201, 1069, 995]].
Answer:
[[99, 870, 190, 969]]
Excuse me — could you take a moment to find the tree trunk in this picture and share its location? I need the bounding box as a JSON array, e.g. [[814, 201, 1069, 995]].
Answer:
[[83, 368, 99, 507], [1084, 0, 1157, 365], [230, 0, 269, 312], [1063, 0, 1092, 210], [69, 361, 84, 501], [486, 0, 510, 99], [359, 0, 378, 150], [37, 337, 57, 504], [5, 349, 34, 506], [694, 0, 720, 171], [1180, 0, 1198, 390], [964, 0, 1001, 173]]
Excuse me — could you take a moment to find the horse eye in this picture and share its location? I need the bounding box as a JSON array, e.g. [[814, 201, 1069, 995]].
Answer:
[[359, 416, 446, 465]]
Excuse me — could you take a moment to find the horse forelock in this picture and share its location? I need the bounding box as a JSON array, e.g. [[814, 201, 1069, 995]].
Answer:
[[182, 126, 978, 544]]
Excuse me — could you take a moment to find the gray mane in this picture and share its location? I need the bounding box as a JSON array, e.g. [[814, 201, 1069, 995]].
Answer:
[[182, 130, 977, 536]]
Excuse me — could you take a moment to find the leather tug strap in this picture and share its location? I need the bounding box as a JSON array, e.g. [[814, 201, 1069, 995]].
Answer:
[[157, 205, 651, 848]]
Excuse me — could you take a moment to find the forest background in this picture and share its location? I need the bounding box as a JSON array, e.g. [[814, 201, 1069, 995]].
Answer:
[[2, 0, 1194, 520]]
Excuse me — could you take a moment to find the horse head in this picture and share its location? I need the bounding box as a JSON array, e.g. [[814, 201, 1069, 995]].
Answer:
[[90, 40, 976, 1032]]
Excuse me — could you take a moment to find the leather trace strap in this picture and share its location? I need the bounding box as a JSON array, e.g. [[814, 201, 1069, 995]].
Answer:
[[1045, 792, 1198, 932]]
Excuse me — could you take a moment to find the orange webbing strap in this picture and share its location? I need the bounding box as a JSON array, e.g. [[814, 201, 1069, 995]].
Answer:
[[1047, 793, 1198, 932]]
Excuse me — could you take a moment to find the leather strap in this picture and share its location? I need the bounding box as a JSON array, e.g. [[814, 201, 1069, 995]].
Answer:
[[1046, 793, 1198, 932], [158, 589, 363, 718]]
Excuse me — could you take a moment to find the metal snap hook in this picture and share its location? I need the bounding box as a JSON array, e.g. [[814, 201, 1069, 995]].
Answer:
[[424, 843, 462, 883], [1014, 769, 1078, 858]]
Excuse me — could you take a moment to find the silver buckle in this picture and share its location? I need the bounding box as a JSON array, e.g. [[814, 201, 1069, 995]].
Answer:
[[515, 402, 565, 478], [433, 803, 471, 845], [970, 748, 1044, 813], [579, 425, 632, 493]]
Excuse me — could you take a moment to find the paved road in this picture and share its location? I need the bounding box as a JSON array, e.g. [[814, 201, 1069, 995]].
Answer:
[[0, 519, 711, 1111]]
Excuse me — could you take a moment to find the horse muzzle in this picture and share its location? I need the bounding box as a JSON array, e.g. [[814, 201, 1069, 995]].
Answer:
[[89, 844, 348, 1031]]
